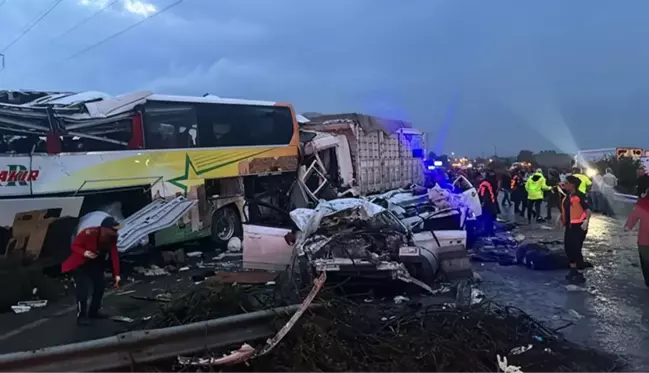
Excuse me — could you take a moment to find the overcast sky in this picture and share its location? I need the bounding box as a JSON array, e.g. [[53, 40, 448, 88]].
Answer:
[[1, 0, 648, 156]]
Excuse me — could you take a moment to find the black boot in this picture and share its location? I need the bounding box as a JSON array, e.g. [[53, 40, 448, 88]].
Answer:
[[565, 268, 578, 281], [571, 272, 586, 284]]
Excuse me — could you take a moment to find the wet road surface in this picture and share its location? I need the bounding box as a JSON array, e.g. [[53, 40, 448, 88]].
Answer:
[[0, 268, 205, 354], [478, 209, 649, 370]]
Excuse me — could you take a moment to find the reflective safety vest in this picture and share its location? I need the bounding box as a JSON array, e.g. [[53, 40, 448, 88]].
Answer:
[[478, 180, 495, 203], [525, 172, 549, 200], [560, 194, 587, 226], [573, 173, 591, 194]]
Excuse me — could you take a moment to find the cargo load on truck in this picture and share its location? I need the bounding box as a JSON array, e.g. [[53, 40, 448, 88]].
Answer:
[[300, 113, 426, 197]]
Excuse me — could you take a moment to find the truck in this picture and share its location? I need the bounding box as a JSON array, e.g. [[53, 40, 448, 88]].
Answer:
[[299, 113, 426, 197], [0, 89, 303, 264]]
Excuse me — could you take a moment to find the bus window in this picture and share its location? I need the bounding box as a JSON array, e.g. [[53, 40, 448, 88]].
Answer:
[[143, 103, 198, 149], [197, 104, 294, 147]]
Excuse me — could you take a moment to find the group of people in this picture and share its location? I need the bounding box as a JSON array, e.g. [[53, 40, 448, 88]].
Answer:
[[474, 167, 593, 284], [474, 164, 649, 286]]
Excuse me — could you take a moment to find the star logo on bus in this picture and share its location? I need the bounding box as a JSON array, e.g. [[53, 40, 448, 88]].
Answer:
[[168, 149, 276, 194], [168, 155, 204, 194]]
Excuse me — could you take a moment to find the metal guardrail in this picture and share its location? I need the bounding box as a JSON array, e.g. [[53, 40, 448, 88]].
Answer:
[[0, 304, 304, 372]]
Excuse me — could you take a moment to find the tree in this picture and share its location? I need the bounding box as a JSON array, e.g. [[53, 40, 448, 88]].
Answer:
[[517, 150, 535, 163], [595, 156, 640, 194], [427, 151, 437, 160]]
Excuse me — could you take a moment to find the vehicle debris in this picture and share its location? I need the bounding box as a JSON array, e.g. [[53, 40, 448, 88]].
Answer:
[[178, 297, 620, 372]]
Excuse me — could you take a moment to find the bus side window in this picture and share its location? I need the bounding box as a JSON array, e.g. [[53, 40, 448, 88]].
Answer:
[[196, 103, 294, 147], [143, 103, 197, 149]]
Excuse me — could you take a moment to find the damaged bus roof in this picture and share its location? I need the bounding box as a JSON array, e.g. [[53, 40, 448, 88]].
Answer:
[[0, 89, 280, 140]]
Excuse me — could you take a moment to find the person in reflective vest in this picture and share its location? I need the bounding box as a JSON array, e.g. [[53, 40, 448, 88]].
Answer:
[[559, 175, 591, 284], [525, 168, 551, 224], [570, 167, 592, 194], [477, 174, 497, 236]]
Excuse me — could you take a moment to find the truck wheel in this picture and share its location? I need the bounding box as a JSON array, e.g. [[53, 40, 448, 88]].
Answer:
[[210, 206, 242, 247]]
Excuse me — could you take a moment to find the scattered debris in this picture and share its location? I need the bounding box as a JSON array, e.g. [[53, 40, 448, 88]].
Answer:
[[227, 237, 242, 252], [17, 300, 47, 308], [11, 305, 30, 314], [510, 344, 534, 356], [221, 298, 622, 372], [134, 265, 169, 277], [568, 309, 585, 320], [111, 315, 134, 323], [393, 295, 409, 304], [186, 251, 202, 258]]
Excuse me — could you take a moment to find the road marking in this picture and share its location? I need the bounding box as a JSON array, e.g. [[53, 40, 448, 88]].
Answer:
[[0, 281, 139, 342]]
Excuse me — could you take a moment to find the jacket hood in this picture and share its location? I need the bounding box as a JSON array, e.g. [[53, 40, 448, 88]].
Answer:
[[531, 174, 542, 182]]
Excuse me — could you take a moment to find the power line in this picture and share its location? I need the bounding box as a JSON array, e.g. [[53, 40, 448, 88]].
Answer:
[[1, 0, 65, 54], [0, 0, 7, 11], [65, 0, 188, 62], [48, 0, 120, 46], [11, 0, 188, 82]]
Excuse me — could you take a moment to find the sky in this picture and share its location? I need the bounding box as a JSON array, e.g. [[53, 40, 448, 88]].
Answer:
[[1, 0, 648, 156]]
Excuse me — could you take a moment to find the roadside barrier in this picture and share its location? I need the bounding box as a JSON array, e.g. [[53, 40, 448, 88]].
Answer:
[[0, 304, 305, 372]]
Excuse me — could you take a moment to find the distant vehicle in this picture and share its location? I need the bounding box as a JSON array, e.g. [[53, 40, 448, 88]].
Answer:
[[510, 161, 531, 170]]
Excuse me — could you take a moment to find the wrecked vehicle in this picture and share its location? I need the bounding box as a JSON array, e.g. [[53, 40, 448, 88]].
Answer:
[[299, 113, 426, 198], [288, 198, 472, 286], [0, 90, 304, 266]]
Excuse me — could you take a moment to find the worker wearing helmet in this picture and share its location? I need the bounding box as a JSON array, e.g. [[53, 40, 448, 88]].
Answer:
[[525, 168, 551, 224]]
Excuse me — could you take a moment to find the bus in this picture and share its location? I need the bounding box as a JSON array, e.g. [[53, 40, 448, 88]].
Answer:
[[0, 90, 301, 255]]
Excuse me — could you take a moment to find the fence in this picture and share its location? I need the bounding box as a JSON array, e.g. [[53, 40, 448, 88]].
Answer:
[[0, 304, 304, 372]]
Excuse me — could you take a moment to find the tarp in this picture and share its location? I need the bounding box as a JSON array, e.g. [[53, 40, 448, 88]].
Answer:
[[306, 113, 413, 134]]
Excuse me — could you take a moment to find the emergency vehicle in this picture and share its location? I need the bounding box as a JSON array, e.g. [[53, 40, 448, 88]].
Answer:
[[0, 90, 302, 258]]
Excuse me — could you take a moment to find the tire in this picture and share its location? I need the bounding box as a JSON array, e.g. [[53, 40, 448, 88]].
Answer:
[[210, 206, 243, 247]]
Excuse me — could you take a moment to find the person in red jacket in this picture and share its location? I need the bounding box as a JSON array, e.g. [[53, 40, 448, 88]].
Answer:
[[624, 188, 649, 287], [62, 217, 121, 325]]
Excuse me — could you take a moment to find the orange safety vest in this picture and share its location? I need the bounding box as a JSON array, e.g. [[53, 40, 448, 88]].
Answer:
[[560, 194, 587, 225], [478, 181, 495, 203], [510, 175, 519, 190]]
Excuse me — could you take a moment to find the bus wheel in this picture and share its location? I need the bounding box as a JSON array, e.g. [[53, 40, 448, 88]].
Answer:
[[210, 206, 242, 247]]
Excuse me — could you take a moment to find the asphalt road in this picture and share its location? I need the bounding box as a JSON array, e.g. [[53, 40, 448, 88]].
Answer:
[[0, 267, 205, 354], [478, 207, 649, 371]]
